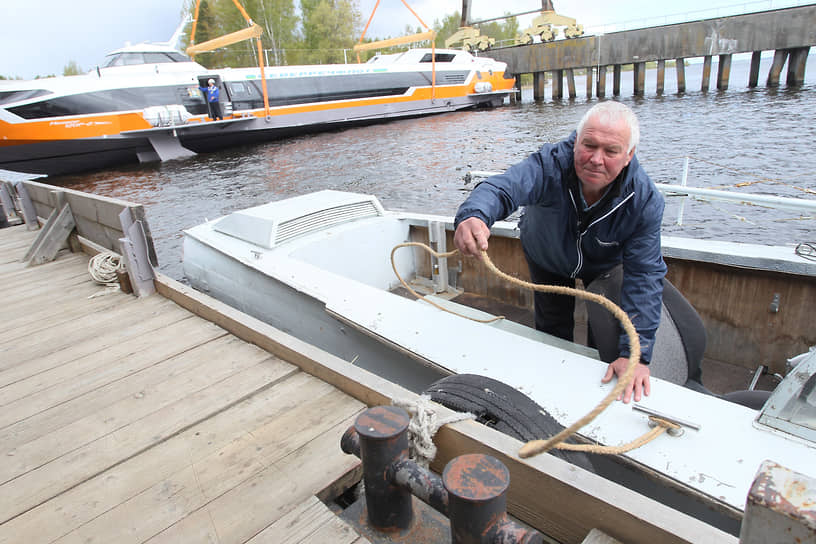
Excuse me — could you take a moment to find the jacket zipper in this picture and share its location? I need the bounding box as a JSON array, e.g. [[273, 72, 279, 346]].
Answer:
[[569, 192, 635, 278]]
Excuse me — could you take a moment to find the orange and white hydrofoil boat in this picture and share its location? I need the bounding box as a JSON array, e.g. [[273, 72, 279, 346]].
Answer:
[[0, 40, 514, 175]]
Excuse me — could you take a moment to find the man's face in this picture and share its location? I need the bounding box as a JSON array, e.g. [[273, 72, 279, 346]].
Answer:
[[574, 116, 635, 197]]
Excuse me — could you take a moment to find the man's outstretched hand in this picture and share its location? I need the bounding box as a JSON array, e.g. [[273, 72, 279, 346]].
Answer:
[[454, 217, 491, 258], [602, 356, 651, 403]]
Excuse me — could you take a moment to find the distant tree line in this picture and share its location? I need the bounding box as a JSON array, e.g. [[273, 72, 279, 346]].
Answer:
[[1, 3, 520, 78], [183, 0, 520, 67]]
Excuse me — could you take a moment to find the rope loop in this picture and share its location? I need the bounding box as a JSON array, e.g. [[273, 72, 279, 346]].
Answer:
[[88, 251, 123, 286], [390, 242, 642, 459]]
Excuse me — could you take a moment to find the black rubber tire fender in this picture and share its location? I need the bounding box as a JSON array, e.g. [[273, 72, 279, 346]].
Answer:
[[423, 373, 596, 471]]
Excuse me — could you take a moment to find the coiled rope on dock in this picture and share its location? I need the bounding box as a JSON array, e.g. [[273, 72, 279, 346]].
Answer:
[[88, 251, 122, 286], [392, 242, 681, 459]]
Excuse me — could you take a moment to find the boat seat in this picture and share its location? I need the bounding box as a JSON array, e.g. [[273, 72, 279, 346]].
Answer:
[[585, 265, 703, 387], [584, 266, 773, 409]]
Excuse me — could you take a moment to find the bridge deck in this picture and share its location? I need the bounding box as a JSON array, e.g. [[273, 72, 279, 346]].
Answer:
[[0, 225, 368, 544]]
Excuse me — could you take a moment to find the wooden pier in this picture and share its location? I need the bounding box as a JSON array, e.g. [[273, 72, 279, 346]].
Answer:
[[487, 5, 816, 100], [0, 225, 368, 543]]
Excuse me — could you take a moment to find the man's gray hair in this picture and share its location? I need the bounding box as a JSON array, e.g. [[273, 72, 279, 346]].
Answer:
[[576, 101, 640, 153]]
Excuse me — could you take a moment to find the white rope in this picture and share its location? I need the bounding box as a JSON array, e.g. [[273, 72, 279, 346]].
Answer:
[[393, 395, 475, 468], [88, 251, 122, 286]]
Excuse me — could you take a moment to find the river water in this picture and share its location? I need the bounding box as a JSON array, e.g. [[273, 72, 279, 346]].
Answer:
[[44, 54, 816, 279]]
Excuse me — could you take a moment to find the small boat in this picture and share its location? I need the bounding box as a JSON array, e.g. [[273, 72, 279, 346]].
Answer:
[[182, 189, 816, 535], [0, 44, 513, 176]]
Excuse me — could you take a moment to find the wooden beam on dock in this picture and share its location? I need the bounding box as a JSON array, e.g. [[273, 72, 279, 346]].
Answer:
[[533, 72, 547, 101], [767, 49, 788, 87], [633, 62, 645, 96], [787, 46, 810, 86], [717, 54, 732, 91], [566, 68, 577, 99], [676, 58, 686, 93], [656, 60, 665, 95], [613, 65, 621, 96], [701, 56, 712, 92], [749, 51, 762, 88], [553, 69, 564, 99]]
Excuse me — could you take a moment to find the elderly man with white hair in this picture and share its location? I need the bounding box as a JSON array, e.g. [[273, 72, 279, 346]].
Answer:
[[454, 101, 666, 403]]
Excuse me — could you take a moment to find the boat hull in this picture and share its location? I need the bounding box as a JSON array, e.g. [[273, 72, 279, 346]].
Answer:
[[0, 48, 514, 175], [181, 190, 816, 535]]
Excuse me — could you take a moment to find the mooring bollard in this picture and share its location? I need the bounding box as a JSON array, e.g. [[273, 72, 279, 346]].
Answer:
[[341, 405, 413, 530], [341, 405, 544, 544]]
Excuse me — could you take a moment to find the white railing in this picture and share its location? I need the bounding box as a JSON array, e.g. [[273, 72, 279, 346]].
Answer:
[[466, 168, 816, 225]]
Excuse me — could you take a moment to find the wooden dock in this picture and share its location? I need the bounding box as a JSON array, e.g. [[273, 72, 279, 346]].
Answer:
[[0, 225, 369, 543]]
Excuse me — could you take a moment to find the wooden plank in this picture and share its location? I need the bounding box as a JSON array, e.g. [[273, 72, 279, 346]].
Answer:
[[4, 374, 360, 543], [246, 495, 362, 544], [0, 281, 131, 339], [0, 293, 189, 370], [0, 315, 228, 427], [0, 357, 290, 524], [0, 336, 276, 475], [0, 297, 185, 391], [0, 370, 322, 543], [24, 204, 76, 266], [142, 414, 362, 544]]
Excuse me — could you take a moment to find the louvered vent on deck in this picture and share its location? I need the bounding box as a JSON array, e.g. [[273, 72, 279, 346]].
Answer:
[[274, 200, 381, 245], [212, 191, 385, 249]]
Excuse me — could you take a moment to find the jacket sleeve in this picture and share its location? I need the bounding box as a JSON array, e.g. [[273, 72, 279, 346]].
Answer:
[[617, 188, 667, 363], [454, 140, 567, 228]]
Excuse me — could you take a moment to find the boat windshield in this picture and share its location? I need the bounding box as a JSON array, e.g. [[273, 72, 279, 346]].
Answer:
[[757, 350, 816, 443], [0, 89, 52, 105], [102, 51, 192, 68]]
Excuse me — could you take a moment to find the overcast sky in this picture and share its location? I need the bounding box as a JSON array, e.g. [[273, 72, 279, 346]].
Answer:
[[0, 0, 801, 79]]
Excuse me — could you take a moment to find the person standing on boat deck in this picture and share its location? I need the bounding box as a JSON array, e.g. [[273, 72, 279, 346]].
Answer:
[[200, 79, 223, 121], [453, 101, 666, 404]]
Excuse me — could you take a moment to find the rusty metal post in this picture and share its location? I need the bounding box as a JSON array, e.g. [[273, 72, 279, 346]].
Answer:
[[342, 405, 413, 530], [739, 460, 816, 543], [443, 454, 544, 544]]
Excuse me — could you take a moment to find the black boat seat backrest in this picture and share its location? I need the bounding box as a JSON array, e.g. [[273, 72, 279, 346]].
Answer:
[[585, 265, 705, 386]]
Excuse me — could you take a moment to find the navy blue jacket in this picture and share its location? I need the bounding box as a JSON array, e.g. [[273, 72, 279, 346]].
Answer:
[[454, 131, 666, 361], [200, 85, 220, 103]]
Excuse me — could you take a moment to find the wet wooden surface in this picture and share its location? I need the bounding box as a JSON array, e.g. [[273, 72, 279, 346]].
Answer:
[[0, 225, 368, 544]]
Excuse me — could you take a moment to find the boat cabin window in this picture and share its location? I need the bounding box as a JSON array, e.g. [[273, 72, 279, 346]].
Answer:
[[757, 352, 816, 443], [420, 53, 457, 63], [102, 51, 191, 67], [226, 82, 254, 97], [0, 89, 52, 105]]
